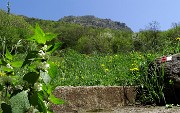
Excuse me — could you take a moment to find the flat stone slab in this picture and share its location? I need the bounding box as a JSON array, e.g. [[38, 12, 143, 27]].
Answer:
[[51, 86, 137, 113], [79, 106, 180, 113]]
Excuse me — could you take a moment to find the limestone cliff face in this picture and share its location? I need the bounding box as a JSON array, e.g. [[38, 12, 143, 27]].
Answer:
[[59, 15, 132, 31]]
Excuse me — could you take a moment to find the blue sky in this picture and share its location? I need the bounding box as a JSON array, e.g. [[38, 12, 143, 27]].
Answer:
[[0, 0, 180, 32]]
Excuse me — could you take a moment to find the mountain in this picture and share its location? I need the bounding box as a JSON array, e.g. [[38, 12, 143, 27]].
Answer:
[[58, 15, 132, 31]]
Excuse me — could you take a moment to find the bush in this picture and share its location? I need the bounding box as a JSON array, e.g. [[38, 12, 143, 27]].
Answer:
[[0, 10, 33, 54]]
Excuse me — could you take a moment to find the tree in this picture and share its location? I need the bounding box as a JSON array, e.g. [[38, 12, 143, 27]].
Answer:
[[138, 21, 162, 52]]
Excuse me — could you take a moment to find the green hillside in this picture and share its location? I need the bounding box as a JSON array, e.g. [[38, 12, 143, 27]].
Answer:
[[1, 9, 180, 54], [1, 8, 180, 109]]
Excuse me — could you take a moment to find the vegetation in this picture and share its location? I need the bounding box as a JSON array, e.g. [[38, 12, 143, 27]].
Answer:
[[0, 10, 33, 55], [1, 6, 180, 112], [0, 24, 63, 112]]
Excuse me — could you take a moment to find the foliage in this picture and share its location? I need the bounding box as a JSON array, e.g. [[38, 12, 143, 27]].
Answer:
[[0, 10, 33, 55], [0, 24, 63, 113], [23, 13, 133, 54], [49, 49, 134, 86], [130, 52, 166, 105], [2, 8, 180, 107], [10, 91, 30, 113]]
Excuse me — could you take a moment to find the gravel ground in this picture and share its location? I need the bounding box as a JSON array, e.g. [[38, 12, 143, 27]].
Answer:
[[77, 106, 180, 113]]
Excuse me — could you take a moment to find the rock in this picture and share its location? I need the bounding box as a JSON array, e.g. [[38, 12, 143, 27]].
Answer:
[[150, 53, 180, 88], [149, 53, 180, 104], [51, 86, 137, 113]]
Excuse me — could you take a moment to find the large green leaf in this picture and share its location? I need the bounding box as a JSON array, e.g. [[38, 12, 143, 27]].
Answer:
[[1, 103, 12, 113], [49, 94, 64, 105], [21, 51, 39, 67], [37, 92, 47, 113], [5, 48, 12, 61], [23, 72, 39, 85], [28, 24, 46, 44], [47, 42, 62, 54], [29, 91, 47, 112], [0, 59, 7, 66], [45, 33, 57, 42], [2, 66, 13, 73], [10, 91, 30, 113], [28, 24, 57, 44], [47, 62, 58, 79], [11, 61, 23, 68], [29, 91, 38, 107], [42, 84, 53, 95]]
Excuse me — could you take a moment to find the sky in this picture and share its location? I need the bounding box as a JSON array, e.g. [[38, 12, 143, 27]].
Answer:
[[0, 0, 180, 32]]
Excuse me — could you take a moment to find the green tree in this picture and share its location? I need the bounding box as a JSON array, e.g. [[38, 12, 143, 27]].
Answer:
[[0, 10, 33, 55]]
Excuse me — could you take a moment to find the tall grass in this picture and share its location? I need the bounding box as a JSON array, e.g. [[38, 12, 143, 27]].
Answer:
[[50, 49, 136, 86]]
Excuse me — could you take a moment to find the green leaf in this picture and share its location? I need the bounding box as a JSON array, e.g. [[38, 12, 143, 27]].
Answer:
[[21, 51, 39, 67], [11, 61, 23, 68], [49, 94, 64, 105], [47, 62, 58, 79], [0, 59, 2, 65], [23, 72, 39, 85], [1, 103, 12, 113], [37, 92, 47, 112], [29, 91, 38, 107], [29, 91, 47, 112], [45, 33, 57, 42], [5, 48, 12, 61], [2, 66, 13, 73], [28, 24, 46, 44], [40, 70, 51, 85], [0, 59, 7, 66], [28, 24, 57, 44], [10, 91, 30, 113], [47, 84, 53, 95], [47, 42, 62, 54], [29, 91, 47, 113], [0, 84, 4, 91]]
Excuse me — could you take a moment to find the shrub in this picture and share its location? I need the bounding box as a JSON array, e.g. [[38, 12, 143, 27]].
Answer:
[[0, 24, 63, 113]]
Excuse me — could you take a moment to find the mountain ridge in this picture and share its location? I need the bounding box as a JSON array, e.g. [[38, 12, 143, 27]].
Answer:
[[58, 15, 132, 31]]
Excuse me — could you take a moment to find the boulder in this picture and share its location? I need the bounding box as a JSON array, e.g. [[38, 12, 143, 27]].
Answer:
[[149, 53, 180, 104], [51, 86, 137, 113]]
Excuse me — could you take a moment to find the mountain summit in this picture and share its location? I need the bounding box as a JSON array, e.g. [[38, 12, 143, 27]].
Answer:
[[58, 15, 132, 31]]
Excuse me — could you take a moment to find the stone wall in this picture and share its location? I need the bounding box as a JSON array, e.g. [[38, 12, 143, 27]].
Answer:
[[51, 86, 137, 113]]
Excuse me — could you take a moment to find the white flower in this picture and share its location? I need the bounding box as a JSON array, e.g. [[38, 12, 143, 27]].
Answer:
[[6, 63, 13, 69], [43, 101, 49, 108], [42, 62, 50, 69], [17, 39, 22, 45], [42, 45, 48, 51], [45, 63, 50, 69], [38, 50, 46, 57], [34, 83, 43, 91]]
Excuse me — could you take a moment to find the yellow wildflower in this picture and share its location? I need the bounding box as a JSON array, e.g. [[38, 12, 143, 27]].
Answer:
[[176, 37, 180, 41], [0, 71, 6, 76], [130, 68, 139, 71], [105, 68, 109, 72], [101, 64, 105, 67], [61, 77, 65, 80], [147, 53, 152, 57], [131, 63, 137, 66]]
